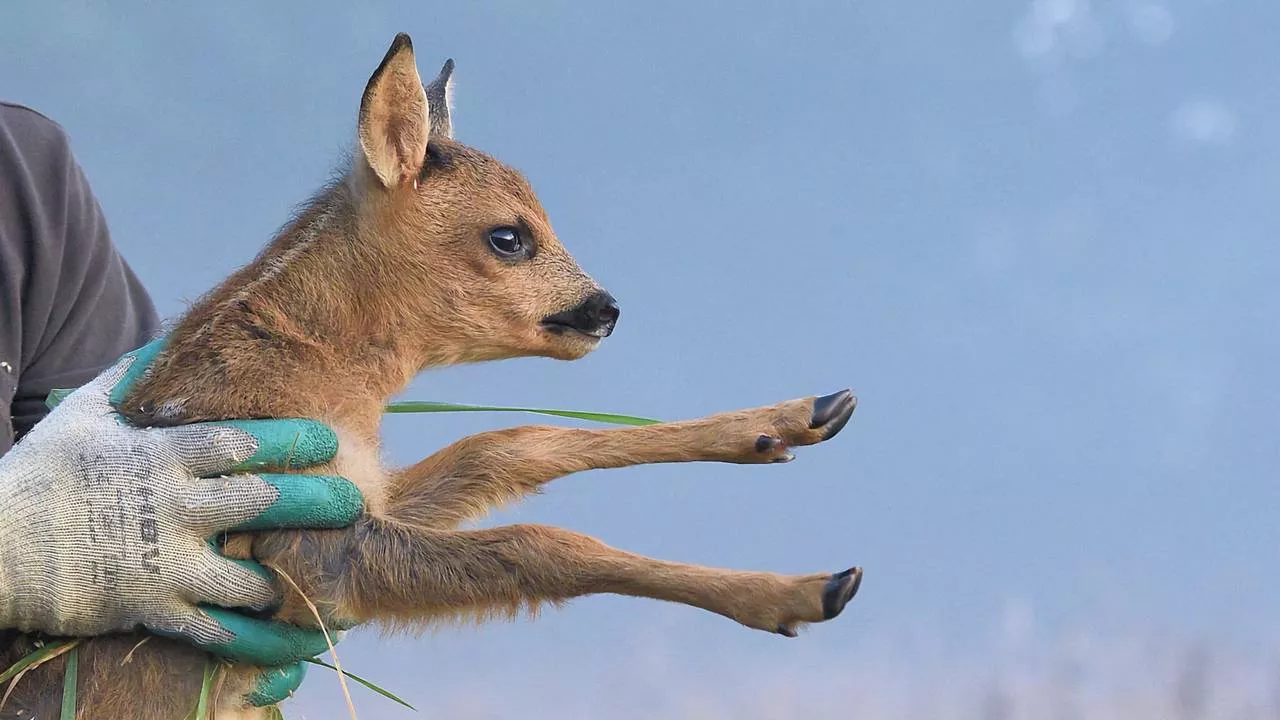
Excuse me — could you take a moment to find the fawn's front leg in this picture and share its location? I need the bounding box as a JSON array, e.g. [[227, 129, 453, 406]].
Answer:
[[384, 389, 856, 529], [252, 389, 859, 638]]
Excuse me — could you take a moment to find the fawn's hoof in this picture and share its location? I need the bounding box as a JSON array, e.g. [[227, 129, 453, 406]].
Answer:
[[810, 390, 856, 440], [822, 566, 863, 620]]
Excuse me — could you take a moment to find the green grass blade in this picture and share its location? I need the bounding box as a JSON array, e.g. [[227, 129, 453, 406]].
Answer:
[[59, 647, 77, 720], [385, 400, 660, 426], [49, 388, 662, 428], [195, 660, 216, 720], [0, 640, 79, 685], [182, 661, 217, 720], [303, 658, 416, 711]]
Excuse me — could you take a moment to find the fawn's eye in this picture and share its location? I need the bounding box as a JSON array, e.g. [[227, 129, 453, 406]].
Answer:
[[487, 227, 526, 258]]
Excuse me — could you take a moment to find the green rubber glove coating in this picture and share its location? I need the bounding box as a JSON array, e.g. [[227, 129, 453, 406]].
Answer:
[[246, 662, 309, 707], [107, 335, 168, 408], [187, 606, 334, 667], [214, 419, 341, 471], [229, 473, 364, 532]]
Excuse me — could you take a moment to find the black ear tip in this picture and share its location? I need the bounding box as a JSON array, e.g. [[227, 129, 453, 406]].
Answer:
[[392, 33, 414, 51], [436, 58, 455, 83]]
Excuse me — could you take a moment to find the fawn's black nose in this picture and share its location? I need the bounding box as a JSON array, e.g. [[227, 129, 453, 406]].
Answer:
[[542, 291, 620, 338], [585, 292, 620, 334]]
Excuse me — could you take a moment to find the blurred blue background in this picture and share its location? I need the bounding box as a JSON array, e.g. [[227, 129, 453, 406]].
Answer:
[[4, 1, 1277, 717]]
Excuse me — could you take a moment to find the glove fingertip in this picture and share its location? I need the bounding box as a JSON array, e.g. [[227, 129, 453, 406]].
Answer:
[[218, 419, 340, 471], [230, 474, 364, 532], [246, 662, 308, 707], [198, 606, 334, 666], [107, 336, 170, 407]]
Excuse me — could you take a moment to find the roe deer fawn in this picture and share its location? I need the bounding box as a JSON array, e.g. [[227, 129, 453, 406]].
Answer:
[[0, 33, 861, 719]]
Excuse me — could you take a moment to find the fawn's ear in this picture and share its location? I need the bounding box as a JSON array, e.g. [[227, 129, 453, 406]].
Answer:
[[358, 33, 429, 188], [424, 59, 455, 139]]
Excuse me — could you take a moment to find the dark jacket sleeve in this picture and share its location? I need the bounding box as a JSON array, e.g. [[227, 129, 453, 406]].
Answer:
[[0, 102, 160, 447]]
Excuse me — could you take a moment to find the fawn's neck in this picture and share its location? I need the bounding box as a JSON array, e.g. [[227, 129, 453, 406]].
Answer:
[[138, 189, 435, 434]]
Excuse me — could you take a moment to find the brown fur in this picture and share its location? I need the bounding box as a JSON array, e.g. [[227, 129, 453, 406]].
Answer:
[[0, 34, 860, 719]]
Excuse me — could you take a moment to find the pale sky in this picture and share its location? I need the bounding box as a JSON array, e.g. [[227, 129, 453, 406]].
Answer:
[[3, 2, 1277, 717]]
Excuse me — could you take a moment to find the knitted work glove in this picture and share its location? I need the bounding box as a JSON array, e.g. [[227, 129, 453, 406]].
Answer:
[[0, 338, 363, 705]]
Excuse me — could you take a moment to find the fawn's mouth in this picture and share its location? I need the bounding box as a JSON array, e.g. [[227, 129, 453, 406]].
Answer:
[[539, 291, 619, 340], [539, 320, 610, 340]]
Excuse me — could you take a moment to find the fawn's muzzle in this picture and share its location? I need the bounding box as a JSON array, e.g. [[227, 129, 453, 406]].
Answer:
[[541, 291, 619, 338]]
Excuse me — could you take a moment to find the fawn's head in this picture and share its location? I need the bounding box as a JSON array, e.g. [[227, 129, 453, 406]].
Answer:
[[352, 33, 616, 366]]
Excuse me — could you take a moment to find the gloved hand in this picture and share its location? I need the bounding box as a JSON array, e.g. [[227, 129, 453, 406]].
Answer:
[[0, 338, 363, 706]]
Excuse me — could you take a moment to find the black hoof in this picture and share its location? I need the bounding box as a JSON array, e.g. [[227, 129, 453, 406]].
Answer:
[[821, 566, 863, 620], [809, 389, 856, 439]]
